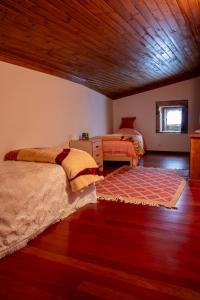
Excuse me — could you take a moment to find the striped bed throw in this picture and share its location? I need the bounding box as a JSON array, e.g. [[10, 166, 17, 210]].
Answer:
[[5, 147, 104, 192]]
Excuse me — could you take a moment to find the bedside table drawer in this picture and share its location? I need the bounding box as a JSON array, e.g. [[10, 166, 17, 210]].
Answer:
[[92, 140, 102, 151], [93, 150, 102, 161]]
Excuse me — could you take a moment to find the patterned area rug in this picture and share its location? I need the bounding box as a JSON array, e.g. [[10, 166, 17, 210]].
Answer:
[[96, 166, 186, 208]]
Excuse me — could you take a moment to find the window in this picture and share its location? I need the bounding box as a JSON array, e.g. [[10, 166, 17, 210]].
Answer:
[[156, 100, 188, 133]]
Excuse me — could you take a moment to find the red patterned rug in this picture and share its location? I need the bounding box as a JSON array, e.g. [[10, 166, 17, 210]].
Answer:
[[96, 166, 186, 208]]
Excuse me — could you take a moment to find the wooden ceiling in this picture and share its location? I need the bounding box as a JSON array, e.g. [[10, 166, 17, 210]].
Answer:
[[0, 0, 200, 99]]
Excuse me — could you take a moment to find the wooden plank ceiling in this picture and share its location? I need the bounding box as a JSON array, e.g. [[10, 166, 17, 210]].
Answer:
[[0, 0, 200, 99]]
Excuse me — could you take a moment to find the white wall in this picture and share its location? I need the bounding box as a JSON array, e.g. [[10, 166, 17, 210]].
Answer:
[[0, 61, 112, 160], [113, 77, 200, 152]]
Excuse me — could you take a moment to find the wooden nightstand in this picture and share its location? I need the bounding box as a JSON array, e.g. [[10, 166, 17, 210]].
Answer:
[[189, 132, 200, 182], [69, 138, 103, 171]]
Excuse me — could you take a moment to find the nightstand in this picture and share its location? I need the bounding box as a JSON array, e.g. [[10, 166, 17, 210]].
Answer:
[[69, 138, 103, 171]]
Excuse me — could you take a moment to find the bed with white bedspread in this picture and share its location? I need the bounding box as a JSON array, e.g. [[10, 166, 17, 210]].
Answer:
[[0, 147, 100, 259]]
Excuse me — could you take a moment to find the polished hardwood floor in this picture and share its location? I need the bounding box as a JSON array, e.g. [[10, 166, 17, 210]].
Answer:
[[0, 152, 200, 300]]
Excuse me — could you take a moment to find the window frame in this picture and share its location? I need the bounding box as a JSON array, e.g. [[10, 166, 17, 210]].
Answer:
[[156, 100, 188, 134]]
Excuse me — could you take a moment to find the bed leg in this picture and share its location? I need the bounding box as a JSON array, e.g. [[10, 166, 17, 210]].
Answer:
[[130, 159, 133, 167], [131, 158, 138, 167]]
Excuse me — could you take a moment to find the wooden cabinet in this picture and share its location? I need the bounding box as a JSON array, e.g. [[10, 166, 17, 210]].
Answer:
[[189, 133, 200, 181], [69, 138, 103, 171]]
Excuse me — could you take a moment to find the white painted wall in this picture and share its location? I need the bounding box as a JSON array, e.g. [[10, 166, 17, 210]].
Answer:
[[0, 61, 112, 160], [113, 77, 200, 152]]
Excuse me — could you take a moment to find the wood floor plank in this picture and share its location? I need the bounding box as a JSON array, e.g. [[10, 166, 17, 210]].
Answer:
[[0, 153, 200, 299], [10, 247, 200, 300]]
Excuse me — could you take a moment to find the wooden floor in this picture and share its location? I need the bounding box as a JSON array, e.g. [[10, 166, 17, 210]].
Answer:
[[1, 152, 200, 300]]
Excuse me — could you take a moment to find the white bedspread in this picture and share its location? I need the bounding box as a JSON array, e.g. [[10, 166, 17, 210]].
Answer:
[[0, 161, 97, 259]]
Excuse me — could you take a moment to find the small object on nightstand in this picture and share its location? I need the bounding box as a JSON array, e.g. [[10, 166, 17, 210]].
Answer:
[[81, 132, 90, 140], [81, 132, 86, 140], [86, 132, 90, 140], [69, 138, 103, 171]]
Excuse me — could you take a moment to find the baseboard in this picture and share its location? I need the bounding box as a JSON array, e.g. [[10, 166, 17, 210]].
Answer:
[[145, 150, 189, 156]]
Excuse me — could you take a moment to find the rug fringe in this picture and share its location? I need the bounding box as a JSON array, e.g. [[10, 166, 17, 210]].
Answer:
[[98, 195, 161, 207], [169, 178, 186, 207], [97, 194, 180, 209]]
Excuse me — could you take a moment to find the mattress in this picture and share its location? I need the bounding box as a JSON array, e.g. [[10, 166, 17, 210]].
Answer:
[[0, 161, 97, 259], [100, 133, 145, 158], [103, 140, 137, 158]]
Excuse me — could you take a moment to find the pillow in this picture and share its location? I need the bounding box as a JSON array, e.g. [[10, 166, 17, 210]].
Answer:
[[116, 128, 141, 135], [5, 147, 104, 192], [120, 117, 136, 129]]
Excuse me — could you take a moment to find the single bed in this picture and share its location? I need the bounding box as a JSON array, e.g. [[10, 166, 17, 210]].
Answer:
[[100, 117, 145, 166], [98, 128, 145, 167], [0, 147, 103, 259]]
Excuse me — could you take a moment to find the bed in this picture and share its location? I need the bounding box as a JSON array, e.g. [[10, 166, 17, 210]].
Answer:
[[0, 147, 103, 259], [98, 127, 145, 167], [99, 117, 145, 166]]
